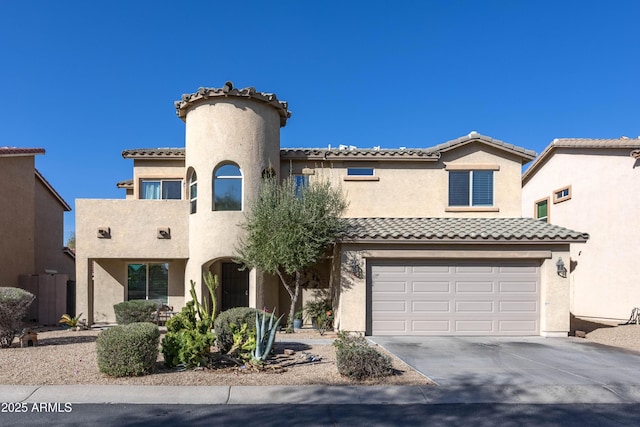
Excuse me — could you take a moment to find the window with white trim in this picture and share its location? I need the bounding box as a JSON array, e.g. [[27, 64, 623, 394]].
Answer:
[[535, 198, 549, 223], [213, 164, 242, 211], [189, 171, 197, 214], [140, 179, 182, 200], [448, 170, 493, 206]]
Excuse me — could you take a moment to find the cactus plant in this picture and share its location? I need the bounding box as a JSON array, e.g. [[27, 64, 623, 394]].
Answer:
[[252, 309, 283, 362]]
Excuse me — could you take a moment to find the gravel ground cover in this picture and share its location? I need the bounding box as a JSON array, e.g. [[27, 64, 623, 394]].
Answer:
[[2, 317, 639, 387], [0, 327, 431, 386]]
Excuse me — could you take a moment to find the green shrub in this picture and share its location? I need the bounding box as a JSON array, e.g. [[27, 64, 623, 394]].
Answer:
[[161, 277, 218, 369], [96, 322, 160, 377], [213, 307, 262, 354], [334, 331, 393, 380], [0, 287, 35, 348], [113, 300, 157, 324]]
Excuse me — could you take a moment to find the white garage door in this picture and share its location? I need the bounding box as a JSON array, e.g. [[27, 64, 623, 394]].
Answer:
[[370, 260, 540, 336]]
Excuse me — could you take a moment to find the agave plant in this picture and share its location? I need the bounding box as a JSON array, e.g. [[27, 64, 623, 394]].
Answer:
[[252, 309, 283, 363]]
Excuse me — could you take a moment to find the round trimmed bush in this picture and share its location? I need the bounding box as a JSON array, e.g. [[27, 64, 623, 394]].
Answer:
[[96, 322, 160, 377], [213, 307, 262, 354], [0, 287, 35, 348], [113, 300, 157, 324]]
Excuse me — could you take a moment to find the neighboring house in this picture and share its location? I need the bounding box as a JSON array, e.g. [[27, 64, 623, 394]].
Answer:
[[0, 147, 75, 321], [522, 138, 640, 322], [75, 82, 588, 336]]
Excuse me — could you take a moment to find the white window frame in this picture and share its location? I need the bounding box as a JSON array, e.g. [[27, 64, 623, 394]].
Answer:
[[448, 170, 494, 207], [140, 179, 183, 200]]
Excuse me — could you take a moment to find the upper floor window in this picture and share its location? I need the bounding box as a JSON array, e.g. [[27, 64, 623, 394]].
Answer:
[[140, 179, 182, 200], [553, 185, 571, 204], [535, 198, 549, 223], [213, 164, 242, 211], [189, 171, 198, 214], [347, 167, 374, 176], [293, 174, 309, 197], [448, 170, 493, 206]]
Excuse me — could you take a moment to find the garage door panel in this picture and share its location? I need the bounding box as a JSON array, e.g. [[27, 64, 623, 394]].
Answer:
[[455, 300, 494, 313], [372, 300, 407, 313], [456, 282, 494, 293], [499, 281, 537, 293], [412, 281, 450, 293], [499, 301, 537, 312], [371, 260, 539, 336], [413, 300, 450, 312], [412, 320, 451, 333]]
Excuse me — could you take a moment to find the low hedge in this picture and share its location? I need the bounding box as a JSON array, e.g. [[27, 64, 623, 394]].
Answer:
[[0, 287, 35, 348], [96, 322, 160, 377], [113, 300, 157, 324], [334, 332, 393, 380]]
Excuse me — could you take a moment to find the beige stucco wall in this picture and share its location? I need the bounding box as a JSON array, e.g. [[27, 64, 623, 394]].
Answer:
[[522, 149, 639, 321], [0, 156, 36, 286], [34, 176, 74, 278], [335, 243, 571, 336], [282, 143, 525, 218], [75, 199, 189, 323], [183, 97, 281, 305]]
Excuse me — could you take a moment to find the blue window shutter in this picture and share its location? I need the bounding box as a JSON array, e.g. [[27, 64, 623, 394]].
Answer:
[[449, 171, 470, 206], [472, 171, 493, 206]]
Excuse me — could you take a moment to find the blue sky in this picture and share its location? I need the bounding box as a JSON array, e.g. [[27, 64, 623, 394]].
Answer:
[[1, 1, 639, 242]]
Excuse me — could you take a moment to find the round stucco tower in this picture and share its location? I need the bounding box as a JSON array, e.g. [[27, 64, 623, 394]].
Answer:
[[175, 82, 291, 305]]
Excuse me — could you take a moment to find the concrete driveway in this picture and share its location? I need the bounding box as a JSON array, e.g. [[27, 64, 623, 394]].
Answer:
[[370, 336, 640, 388]]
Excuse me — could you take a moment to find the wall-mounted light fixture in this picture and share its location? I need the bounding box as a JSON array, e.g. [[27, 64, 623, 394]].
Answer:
[[349, 257, 363, 279], [556, 257, 567, 278], [97, 227, 111, 239], [157, 227, 171, 239]]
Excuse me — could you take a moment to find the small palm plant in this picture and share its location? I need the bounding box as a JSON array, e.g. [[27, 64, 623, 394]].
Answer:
[[59, 313, 83, 330]]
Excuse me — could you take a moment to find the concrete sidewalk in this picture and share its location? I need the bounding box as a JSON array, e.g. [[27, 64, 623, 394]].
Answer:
[[4, 384, 640, 405]]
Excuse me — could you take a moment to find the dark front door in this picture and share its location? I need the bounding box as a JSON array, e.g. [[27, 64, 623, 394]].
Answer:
[[221, 262, 249, 311]]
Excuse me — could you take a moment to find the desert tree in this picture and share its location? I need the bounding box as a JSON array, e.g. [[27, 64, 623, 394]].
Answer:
[[237, 176, 347, 331]]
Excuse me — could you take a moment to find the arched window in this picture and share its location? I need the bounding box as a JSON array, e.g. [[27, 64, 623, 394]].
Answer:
[[189, 170, 198, 214], [213, 164, 242, 211]]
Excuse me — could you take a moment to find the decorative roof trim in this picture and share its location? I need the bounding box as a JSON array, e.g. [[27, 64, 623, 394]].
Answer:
[[116, 179, 133, 189], [122, 148, 186, 159], [523, 138, 640, 184], [174, 81, 291, 127], [0, 147, 45, 157], [280, 148, 440, 162], [430, 131, 537, 163], [35, 169, 71, 212]]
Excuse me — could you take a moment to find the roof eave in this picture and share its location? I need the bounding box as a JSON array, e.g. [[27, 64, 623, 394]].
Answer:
[[339, 237, 588, 244]]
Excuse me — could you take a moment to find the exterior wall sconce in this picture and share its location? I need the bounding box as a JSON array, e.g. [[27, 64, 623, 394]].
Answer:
[[349, 257, 363, 279], [157, 227, 171, 239], [556, 257, 567, 278], [97, 227, 111, 239]]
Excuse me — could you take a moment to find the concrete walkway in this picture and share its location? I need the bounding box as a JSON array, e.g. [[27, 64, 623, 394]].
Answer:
[[4, 383, 640, 405]]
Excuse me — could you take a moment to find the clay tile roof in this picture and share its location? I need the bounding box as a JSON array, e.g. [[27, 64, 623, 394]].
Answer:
[[523, 137, 640, 183], [121, 148, 185, 159], [0, 147, 45, 157], [341, 217, 588, 243], [116, 179, 133, 189], [174, 81, 291, 127], [427, 131, 537, 162], [280, 148, 440, 161]]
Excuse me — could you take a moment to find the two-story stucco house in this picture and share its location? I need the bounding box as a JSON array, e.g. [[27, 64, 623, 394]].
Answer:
[[522, 138, 640, 322], [0, 147, 75, 321], [76, 82, 588, 336]]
